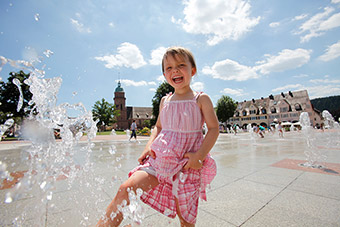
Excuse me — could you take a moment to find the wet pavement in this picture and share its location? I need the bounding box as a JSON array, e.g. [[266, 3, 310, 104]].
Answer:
[[1, 131, 340, 226]]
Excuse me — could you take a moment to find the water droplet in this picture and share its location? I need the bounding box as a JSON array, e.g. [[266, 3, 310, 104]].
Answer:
[[43, 49, 53, 58], [34, 13, 40, 21], [47, 191, 53, 200], [110, 211, 117, 220], [164, 208, 172, 216], [40, 181, 47, 189], [5, 193, 13, 203], [108, 145, 116, 155], [179, 172, 187, 183], [136, 188, 143, 197]]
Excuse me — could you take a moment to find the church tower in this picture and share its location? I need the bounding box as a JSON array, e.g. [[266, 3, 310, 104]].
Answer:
[[114, 81, 128, 129]]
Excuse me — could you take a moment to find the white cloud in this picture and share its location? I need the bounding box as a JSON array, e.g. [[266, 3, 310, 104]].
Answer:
[[203, 48, 312, 82], [269, 22, 280, 28], [332, 0, 340, 4], [318, 40, 340, 61], [149, 88, 156, 92], [157, 75, 165, 83], [149, 47, 167, 65], [272, 83, 340, 99], [191, 82, 204, 91], [95, 42, 146, 69], [309, 78, 340, 84], [70, 18, 92, 33], [255, 48, 311, 75], [174, 0, 260, 46], [297, 7, 340, 43], [293, 74, 309, 78], [108, 22, 115, 27], [307, 85, 340, 99], [292, 14, 308, 21], [119, 79, 155, 87], [202, 59, 259, 81], [220, 88, 244, 96], [272, 84, 304, 93]]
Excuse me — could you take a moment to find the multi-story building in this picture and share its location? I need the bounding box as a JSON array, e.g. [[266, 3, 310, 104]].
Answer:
[[227, 90, 321, 129]]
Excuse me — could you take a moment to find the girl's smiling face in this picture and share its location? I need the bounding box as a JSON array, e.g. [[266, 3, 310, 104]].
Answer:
[[163, 54, 196, 91]]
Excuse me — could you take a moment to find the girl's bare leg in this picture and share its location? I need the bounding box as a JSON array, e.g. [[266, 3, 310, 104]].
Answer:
[[175, 198, 195, 227], [96, 170, 159, 227]]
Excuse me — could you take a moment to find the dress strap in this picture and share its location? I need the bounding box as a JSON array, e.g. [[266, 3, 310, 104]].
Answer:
[[193, 91, 203, 101], [165, 92, 173, 102]]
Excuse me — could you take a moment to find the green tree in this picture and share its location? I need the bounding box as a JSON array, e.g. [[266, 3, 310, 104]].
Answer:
[[151, 82, 174, 125], [142, 119, 151, 128], [0, 70, 33, 124], [311, 95, 340, 122], [216, 95, 237, 123], [92, 98, 120, 130]]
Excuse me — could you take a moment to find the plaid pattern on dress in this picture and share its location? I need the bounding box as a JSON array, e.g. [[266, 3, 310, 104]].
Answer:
[[128, 93, 217, 224]]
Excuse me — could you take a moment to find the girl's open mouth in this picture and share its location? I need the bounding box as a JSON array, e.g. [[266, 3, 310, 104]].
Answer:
[[173, 76, 183, 84]]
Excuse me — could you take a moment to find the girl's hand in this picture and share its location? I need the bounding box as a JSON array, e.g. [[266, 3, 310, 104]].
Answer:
[[138, 148, 156, 165], [183, 152, 203, 170]]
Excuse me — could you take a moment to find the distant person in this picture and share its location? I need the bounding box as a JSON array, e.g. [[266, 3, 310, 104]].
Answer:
[[278, 121, 283, 138], [258, 125, 265, 138], [129, 120, 137, 141], [97, 46, 219, 227], [233, 123, 237, 135], [320, 122, 324, 132]]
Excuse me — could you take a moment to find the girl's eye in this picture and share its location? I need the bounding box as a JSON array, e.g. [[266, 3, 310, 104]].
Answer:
[[166, 67, 172, 71]]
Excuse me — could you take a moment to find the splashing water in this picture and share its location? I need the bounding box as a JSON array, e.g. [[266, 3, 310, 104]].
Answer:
[[0, 119, 14, 141], [0, 56, 95, 225], [299, 112, 325, 168], [12, 78, 24, 112], [322, 110, 340, 130], [247, 123, 256, 142], [117, 188, 145, 224], [43, 49, 53, 58], [0, 55, 146, 226], [126, 129, 131, 139], [321, 110, 340, 149]]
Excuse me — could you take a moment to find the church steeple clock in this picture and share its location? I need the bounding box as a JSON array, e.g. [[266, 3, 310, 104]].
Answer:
[[114, 81, 128, 129]]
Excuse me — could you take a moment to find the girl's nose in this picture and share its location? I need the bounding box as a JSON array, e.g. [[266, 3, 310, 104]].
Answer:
[[172, 66, 179, 73]]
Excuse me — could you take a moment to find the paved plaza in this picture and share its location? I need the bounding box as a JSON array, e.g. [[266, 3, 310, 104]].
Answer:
[[1, 131, 340, 226]]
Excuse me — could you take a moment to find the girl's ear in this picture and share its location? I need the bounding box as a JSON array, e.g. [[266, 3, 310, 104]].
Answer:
[[191, 67, 197, 76]]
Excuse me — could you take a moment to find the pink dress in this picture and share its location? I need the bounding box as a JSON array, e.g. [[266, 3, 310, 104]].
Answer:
[[128, 92, 217, 224]]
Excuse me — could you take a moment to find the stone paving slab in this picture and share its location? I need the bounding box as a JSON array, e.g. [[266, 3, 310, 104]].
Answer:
[[0, 132, 340, 226]]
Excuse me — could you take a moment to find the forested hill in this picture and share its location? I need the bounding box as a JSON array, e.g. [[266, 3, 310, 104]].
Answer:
[[311, 95, 340, 121]]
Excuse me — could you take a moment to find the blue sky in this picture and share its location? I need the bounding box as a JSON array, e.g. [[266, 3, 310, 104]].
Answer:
[[1, 0, 340, 111]]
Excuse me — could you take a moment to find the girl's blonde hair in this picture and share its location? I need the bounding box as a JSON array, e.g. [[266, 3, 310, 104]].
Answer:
[[161, 47, 196, 73]]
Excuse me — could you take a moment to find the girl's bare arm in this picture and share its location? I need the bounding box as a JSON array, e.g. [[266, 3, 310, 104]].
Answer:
[[138, 97, 164, 164]]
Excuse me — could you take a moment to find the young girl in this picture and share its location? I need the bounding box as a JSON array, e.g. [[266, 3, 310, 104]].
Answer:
[[97, 47, 219, 227]]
